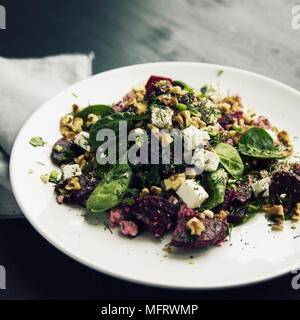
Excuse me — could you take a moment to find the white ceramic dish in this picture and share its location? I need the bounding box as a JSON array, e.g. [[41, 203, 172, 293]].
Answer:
[[10, 62, 300, 289]]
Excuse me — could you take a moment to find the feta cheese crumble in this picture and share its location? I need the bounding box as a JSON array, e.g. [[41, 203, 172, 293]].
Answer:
[[251, 177, 271, 197], [176, 179, 209, 209], [192, 148, 220, 172], [205, 83, 226, 104], [203, 209, 214, 219], [61, 164, 82, 181], [74, 131, 90, 151], [183, 125, 210, 150], [151, 107, 173, 128]]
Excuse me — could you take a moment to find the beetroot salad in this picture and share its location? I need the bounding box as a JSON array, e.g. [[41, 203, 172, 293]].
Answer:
[[41, 75, 300, 251]]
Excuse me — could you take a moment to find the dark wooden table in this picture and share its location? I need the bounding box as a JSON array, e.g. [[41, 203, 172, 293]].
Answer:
[[0, 0, 300, 299]]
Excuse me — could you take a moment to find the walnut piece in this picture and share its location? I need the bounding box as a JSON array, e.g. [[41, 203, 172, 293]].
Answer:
[[214, 210, 229, 220], [150, 186, 162, 196], [164, 173, 186, 191], [187, 217, 205, 236], [261, 204, 284, 224], [65, 177, 81, 190], [140, 188, 150, 198]]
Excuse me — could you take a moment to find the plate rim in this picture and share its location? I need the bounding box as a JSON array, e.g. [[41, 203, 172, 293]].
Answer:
[[9, 61, 300, 290]]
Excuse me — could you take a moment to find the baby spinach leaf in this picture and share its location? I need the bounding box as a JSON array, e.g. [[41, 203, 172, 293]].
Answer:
[[89, 112, 148, 150], [215, 143, 244, 179], [238, 127, 285, 159], [86, 162, 132, 212], [76, 104, 115, 121], [201, 168, 227, 210]]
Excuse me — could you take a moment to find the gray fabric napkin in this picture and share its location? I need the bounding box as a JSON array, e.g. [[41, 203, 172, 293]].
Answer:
[[0, 53, 94, 218]]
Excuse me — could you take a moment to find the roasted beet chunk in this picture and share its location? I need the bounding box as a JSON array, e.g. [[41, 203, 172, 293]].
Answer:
[[269, 170, 300, 211], [130, 196, 176, 238], [55, 173, 99, 207], [171, 218, 228, 249], [145, 75, 173, 97], [51, 138, 81, 165], [213, 183, 252, 224]]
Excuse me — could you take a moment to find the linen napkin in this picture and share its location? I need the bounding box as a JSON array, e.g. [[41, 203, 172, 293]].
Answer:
[[0, 53, 94, 218]]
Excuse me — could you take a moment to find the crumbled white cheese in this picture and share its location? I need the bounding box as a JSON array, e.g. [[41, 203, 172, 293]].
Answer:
[[191, 148, 205, 173], [74, 131, 90, 151], [61, 164, 82, 181], [251, 177, 271, 197], [176, 179, 209, 209], [203, 209, 214, 219], [183, 125, 210, 150], [151, 107, 173, 128], [206, 83, 226, 104], [192, 148, 220, 172]]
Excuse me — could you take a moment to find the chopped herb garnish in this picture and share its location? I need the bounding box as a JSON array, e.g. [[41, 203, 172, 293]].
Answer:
[[29, 137, 45, 147], [217, 70, 224, 77]]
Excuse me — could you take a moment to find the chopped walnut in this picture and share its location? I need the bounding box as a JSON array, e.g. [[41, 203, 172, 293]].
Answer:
[[278, 130, 292, 147], [65, 177, 81, 190], [158, 95, 178, 107], [135, 101, 148, 115], [40, 174, 49, 184], [164, 173, 186, 191], [72, 104, 82, 114], [174, 114, 184, 128], [217, 102, 231, 114], [151, 126, 174, 148], [150, 186, 162, 196], [170, 86, 182, 95], [191, 117, 206, 129], [86, 113, 101, 127], [60, 114, 83, 139], [271, 224, 283, 231], [198, 212, 206, 219], [214, 210, 229, 220], [291, 203, 300, 221], [187, 217, 205, 236], [179, 110, 191, 127], [243, 109, 256, 125], [140, 188, 150, 198], [72, 117, 83, 133], [74, 154, 87, 170], [261, 204, 284, 224]]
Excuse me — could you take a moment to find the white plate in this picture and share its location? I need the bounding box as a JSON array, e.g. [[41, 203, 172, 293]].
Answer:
[[10, 62, 300, 289]]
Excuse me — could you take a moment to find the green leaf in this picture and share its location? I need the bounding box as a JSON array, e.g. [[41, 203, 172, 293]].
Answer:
[[201, 168, 227, 210], [29, 137, 45, 147], [86, 163, 132, 212], [76, 104, 115, 121], [76, 104, 115, 129], [215, 143, 244, 179], [89, 112, 148, 150], [238, 127, 285, 159], [217, 70, 224, 77]]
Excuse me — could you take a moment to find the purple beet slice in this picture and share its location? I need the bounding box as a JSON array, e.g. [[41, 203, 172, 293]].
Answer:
[[269, 170, 300, 211], [130, 196, 177, 238], [51, 138, 81, 165], [171, 218, 228, 249], [55, 173, 99, 207]]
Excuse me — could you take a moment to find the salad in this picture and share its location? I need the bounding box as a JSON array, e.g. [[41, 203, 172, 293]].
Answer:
[[47, 75, 300, 251]]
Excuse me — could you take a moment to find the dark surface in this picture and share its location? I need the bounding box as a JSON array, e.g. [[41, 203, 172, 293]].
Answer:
[[0, 0, 300, 299]]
